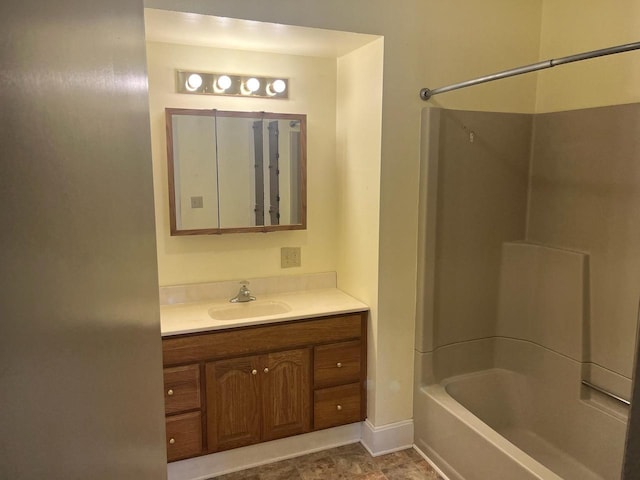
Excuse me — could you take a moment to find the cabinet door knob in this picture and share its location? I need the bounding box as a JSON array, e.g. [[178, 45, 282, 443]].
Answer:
[[336, 362, 342, 368], [169, 438, 176, 445], [167, 389, 174, 396], [264, 368, 269, 374], [251, 369, 258, 375], [336, 405, 343, 411]]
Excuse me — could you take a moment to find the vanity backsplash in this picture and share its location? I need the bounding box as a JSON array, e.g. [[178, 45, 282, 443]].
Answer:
[[159, 272, 338, 306]]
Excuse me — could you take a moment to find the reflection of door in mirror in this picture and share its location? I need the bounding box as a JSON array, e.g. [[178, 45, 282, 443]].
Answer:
[[267, 120, 280, 226], [253, 120, 265, 226], [166, 108, 306, 235], [250, 120, 301, 227]]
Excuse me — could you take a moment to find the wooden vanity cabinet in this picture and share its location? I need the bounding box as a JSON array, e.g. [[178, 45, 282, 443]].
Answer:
[[313, 340, 364, 429], [162, 364, 202, 461], [206, 348, 310, 452], [161, 311, 367, 461]]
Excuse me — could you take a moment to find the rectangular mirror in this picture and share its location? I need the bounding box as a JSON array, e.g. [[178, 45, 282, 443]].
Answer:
[[166, 108, 307, 235]]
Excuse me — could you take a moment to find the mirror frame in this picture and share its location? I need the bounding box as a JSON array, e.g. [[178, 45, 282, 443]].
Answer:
[[166, 108, 307, 235]]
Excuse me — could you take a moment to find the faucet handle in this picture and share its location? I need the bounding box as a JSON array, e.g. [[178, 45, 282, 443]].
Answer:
[[230, 281, 255, 303], [239, 280, 250, 286]]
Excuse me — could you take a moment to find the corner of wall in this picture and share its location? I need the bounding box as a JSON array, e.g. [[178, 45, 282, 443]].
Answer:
[[361, 419, 415, 457]]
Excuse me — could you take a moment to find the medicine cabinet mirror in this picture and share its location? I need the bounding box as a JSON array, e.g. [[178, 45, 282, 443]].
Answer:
[[166, 108, 307, 235]]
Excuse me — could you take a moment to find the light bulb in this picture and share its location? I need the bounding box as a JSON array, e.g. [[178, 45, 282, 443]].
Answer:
[[185, 73, 203, 91], [216, 75, 232, 91], [245, 77, 260, 93], [271, 79, 286, 94]]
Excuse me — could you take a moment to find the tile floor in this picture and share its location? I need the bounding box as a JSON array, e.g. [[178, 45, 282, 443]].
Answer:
[[210, 443, 445, 480]]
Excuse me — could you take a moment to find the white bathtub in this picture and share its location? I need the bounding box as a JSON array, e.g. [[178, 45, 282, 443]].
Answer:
[[414, 338, 627, 480]]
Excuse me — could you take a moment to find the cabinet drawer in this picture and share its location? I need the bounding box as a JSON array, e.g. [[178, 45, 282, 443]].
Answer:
[[314, 341, 361, 388], [164, 364, 201, 415], [313, 383, 362, 430], [166, 411, 202, 462]]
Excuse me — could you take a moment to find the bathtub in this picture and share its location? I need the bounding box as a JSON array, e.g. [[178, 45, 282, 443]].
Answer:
[[414, 338, 628, 480]]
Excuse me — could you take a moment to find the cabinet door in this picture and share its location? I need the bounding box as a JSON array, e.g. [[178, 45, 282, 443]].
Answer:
[[206, 356, 261, 452], [261, 348, 311, 441]]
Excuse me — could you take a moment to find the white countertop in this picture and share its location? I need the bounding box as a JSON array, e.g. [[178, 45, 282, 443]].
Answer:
[[160, 287, 368, 337]]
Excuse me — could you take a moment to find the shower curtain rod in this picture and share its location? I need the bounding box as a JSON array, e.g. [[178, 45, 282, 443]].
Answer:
[[420, 41, 640, 100]]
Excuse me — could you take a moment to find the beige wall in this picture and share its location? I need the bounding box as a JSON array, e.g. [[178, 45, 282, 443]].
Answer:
[[146, 0, 546, 427], [147, 42, 338, 286], [536, 0, 640, 113], [419, 0, 542, 113], [336, 39, 384, 423]]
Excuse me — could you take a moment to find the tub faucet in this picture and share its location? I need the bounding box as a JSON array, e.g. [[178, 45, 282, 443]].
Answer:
[[230, 281, 256, 303]]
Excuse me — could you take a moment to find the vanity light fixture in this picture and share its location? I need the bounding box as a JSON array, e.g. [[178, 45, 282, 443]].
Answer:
[[185, 73, 203, 92], [244, 77, 261, 93], [267, 79, 287, 96], [216, 75, 232, 91], [176, 70, 289, 99]]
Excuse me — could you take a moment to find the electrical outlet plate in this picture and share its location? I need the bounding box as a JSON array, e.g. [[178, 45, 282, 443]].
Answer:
[[191, 196, 203, 208], [281, 247, 301, 268]]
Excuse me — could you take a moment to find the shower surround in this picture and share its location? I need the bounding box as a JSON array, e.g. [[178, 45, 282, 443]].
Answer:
[[415, 104, 640, 479]]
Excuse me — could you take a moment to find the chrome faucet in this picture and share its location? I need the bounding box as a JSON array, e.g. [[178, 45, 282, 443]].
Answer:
[[230, 281, 256, 303]]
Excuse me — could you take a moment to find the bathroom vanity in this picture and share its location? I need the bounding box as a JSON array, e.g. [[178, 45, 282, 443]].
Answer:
[[160, 283, 368, 462]]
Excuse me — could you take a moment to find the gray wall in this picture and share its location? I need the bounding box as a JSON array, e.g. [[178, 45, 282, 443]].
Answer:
[[0, 1, 167, 478], [421, 104, 640, 384], [417, 108, 532, 352], [528, 104, 640, 379]]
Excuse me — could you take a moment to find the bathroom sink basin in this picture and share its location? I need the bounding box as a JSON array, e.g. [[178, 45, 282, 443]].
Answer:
[[208, 300, 292, 321]]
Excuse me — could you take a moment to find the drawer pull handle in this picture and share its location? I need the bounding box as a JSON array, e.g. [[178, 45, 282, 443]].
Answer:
[[336, 404, 343, 411], [169, 438, 176, 445], [167, 389, 174, 396], [264, 368, 269, 374], [336, 362, 343, 368], [251, 369, 258, 375]]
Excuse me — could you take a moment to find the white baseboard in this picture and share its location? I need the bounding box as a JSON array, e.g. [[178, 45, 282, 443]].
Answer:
[[167, 418, 415, 480], [167, 423, 362, 480], [360, 418, 415, 456]]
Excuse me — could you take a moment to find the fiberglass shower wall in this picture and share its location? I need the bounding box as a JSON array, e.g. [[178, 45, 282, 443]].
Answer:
[[528, 104, 640, 392], [418, 103, 640, 396], [425, 109, 531, 349]]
